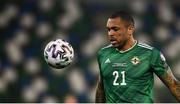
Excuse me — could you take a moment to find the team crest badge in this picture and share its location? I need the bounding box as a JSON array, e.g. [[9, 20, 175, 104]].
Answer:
[[131, 56, 140, 65]]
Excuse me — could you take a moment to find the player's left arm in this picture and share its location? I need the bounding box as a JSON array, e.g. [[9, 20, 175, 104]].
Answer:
[[157, 67, 180, 102], [152, 49, 180, 102]]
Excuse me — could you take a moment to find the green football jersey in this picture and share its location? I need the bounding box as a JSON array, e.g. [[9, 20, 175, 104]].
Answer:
[[97, 41, 168, 103]]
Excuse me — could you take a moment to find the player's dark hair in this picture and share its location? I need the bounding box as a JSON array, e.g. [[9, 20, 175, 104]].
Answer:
[[110, 11, 134, 27]]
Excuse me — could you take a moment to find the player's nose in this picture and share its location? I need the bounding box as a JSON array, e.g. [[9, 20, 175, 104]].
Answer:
[[108, 30, 115, 36]]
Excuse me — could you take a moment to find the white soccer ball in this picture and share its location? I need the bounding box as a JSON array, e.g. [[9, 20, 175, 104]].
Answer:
[[44, 39, 74, 69]]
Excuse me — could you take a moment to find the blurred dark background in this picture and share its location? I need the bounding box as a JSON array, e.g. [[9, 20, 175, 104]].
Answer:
[[0, 0, 180, 103]]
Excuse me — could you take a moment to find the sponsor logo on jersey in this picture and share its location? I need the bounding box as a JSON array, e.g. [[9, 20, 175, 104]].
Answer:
[[160, 52, 169, 69], [160, 52, 166, 61], [105, 58, 111, 63], [112, 63, 127, 67], [131, 56, 140, 65]]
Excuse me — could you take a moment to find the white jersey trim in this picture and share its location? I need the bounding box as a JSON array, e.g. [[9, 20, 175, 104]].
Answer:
[[117, 40, 138, 53], [137, 42, 153, 50], [101, 44, 113, 50]]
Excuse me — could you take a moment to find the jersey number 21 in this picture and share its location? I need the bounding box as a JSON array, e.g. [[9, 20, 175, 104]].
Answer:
[[113, 71, 126, 86]]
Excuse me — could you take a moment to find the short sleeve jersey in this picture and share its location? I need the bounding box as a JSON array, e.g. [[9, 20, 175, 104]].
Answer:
[[97, 42, 168, 103]]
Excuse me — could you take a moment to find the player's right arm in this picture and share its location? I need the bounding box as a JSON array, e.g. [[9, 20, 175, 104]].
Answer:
[[95, 77, 106, 103], [96, 49, 106, 103]]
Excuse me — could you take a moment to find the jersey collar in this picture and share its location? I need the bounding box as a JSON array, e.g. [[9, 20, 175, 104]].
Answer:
[[116, 40, 137, 53]]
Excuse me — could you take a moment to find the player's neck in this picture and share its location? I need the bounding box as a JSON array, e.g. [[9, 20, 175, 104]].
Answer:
[[117, 38, 137, 52]]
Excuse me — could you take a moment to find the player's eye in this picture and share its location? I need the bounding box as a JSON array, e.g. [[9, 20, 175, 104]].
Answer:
[[107, 28, 110, 31], [113, 28, 119, 31]]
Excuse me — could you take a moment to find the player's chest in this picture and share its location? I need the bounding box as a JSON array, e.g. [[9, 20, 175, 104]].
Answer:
[[100, 53, 151, 78]]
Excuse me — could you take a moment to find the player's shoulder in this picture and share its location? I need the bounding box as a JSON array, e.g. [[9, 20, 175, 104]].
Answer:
[[101, 44, 113, 50], [137, 42, 154, 50], [98, 44, 113, 55], [137, 42, 160, 53]]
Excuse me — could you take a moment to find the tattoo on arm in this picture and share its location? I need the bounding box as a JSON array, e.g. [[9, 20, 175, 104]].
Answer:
[[158, 67, 180, 102], [95, 79, 106, 103]]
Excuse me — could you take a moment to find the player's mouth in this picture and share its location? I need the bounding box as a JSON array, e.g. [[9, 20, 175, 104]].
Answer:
[[110, 38, 117, 45], [110, 40, 117, 45]]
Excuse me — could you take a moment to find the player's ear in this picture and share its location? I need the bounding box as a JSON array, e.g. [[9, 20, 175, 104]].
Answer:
[[128, 25, 134, 36]]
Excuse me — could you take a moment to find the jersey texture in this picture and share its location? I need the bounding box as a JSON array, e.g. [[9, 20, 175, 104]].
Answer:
[[97, 42, 168, 103]]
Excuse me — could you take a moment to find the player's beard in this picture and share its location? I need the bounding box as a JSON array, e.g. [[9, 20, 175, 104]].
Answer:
[[116, 39, 128, 50]]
